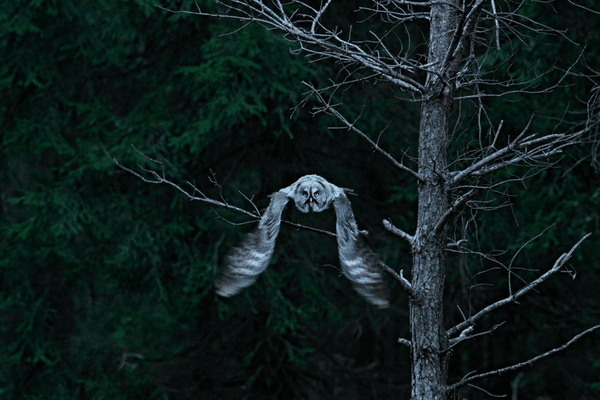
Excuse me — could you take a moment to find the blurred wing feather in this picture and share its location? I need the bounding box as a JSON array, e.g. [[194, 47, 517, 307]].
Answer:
[[333, 192, 390, 308], [215, 191, 289, 297]]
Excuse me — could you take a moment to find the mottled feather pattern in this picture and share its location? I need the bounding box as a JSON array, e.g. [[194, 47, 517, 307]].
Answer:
[[334, 194, 390, 308], [215, 175, 390, 308], [215, 191, 289, 297]]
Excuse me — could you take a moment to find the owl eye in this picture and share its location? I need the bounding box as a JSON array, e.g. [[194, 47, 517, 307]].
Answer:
[[314, 190, 320, 198], [302, 190, 309, 198]]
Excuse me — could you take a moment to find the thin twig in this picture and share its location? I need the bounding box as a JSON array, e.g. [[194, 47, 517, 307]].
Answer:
[[378, 261, 415, 297], [383, 218, 415, 245]]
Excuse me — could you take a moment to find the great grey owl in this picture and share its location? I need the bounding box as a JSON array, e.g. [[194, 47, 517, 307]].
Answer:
[[215, 175, 390, 308]]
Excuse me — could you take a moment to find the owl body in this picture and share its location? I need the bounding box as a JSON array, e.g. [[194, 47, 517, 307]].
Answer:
[[215, 175, 390, 308]]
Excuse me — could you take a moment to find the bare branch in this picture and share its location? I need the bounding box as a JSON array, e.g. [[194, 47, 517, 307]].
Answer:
[[110, 145, 255, 215], [282, 220, 338, 238], [449, 112, 538, 186], [443, 0, 487, 77], [433, 188, 479, 237], [383, 218, 415, 245], [490, 0, 500, 51], [311, 0, 333, 33], [447, 323, 600, 392], [448, 322, 505, 349], [506, 224, 556, 296], [378, 261, 415, 297], [447, 232, 592, 337], [238, 189, 262, 218], [567, 0, 600, 15], [448, 325, 474, 346], [449, 241, 535, 291]]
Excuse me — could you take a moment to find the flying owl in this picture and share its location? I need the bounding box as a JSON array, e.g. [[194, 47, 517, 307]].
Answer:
[[215, 175, 390, 308]]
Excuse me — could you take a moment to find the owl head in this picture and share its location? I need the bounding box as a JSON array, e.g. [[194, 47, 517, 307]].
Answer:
[[291, 175, 335, 213]]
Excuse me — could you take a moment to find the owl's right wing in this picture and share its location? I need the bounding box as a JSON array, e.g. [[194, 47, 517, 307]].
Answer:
[[215, 190, 290, 297], [333, 192, 390, 308]]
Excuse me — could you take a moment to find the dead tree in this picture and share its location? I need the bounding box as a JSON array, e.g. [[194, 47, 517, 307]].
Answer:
[[115, 0, 600, 398]]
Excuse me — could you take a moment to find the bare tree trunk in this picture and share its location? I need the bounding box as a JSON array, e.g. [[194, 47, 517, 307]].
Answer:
[[411, 3, 458, 398]]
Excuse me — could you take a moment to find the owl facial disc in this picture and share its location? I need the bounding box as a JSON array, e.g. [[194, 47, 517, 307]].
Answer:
[[292, 175, 332, 213]]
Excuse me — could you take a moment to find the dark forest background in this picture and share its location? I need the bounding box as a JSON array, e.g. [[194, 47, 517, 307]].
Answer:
[[1, 0, 599, 399]]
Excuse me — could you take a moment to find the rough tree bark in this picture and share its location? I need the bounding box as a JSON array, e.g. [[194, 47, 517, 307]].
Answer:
[[410, 2, 458, 398]]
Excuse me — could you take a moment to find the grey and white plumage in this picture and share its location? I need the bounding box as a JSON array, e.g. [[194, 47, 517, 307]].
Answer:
[[215, 175, 390, 308]]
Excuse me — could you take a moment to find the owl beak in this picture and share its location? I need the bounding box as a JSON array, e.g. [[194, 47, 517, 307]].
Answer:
[[305, 195, 316, 210]]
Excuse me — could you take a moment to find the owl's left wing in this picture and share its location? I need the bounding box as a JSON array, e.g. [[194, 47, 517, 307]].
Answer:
[[215, 190, 290, 297], [333, 191, 390, 308]]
